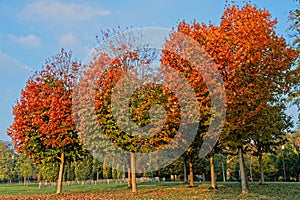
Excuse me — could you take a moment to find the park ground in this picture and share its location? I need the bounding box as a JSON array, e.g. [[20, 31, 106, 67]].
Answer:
[[0, 182, 299, 199]]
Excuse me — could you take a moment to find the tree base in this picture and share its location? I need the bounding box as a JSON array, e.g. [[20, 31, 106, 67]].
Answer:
[[187, 185, 197, 188]]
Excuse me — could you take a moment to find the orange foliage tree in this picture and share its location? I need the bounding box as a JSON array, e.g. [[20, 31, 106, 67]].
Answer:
[[74, 28, 206, 191], [8, 49, 84, 194], [167, 4, 297, 193]]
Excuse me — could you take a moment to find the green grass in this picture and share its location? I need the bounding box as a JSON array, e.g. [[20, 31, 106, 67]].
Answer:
[[0, 182, 299, 199]]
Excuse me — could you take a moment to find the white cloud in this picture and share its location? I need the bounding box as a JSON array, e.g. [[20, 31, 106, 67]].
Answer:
[[17, 0, 110, 25], [58, 33, 91, 59], [0, 51, 33, 73], [58, 33, 78, 48], [9, 34, 41, 48]]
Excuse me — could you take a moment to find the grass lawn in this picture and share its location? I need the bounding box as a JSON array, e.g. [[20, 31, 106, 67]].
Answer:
[[0, 181, 299, 199]]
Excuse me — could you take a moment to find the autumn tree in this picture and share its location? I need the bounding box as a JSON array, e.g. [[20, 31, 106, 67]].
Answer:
[[74, 28, 194, 192], [170, 3, 297, 194], [7, 49, 84, 194], [160, 26, 225, 187]]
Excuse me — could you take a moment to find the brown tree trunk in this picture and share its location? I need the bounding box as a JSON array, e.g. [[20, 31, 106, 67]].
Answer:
[[38, 166, 42, 187], [259, 150, 265, 185], [57, 150, 65, 194], [24, 176, 27, 186], [130, 152, 137, 193], [183, 158, 187, 183], [210, 153, 217, 189], [127, 167, 131, 188], [189, 160, 195, 187], [238, 146, 248, 194]]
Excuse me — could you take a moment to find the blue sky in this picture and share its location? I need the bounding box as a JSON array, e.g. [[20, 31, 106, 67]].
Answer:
[[0, 0, 298, 141]]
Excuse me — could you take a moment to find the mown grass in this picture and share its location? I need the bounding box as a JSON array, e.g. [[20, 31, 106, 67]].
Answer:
[[0, 181, 299, 199]]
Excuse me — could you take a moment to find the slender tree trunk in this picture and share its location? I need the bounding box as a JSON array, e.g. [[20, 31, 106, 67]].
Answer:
[[38, 166, 42, 188], [221, 159, 226, 182], [259, 149, 265, 184], [238, 146, 248, 194], [127, 167, 132, 188], [189, 160, 195, 187], [250, 153, 253, 182], [130, 152, 137, 193], [183, 159, 187, 183], [210, 154, 217, 189], [57, 150, 65, 194], [24, 176, 27, 186]]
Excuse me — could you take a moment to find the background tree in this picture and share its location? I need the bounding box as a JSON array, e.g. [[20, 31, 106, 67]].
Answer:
[[249, 103, 292, 184], [17, 155, 34, 185], [102, 160, 112, 179], [289, 0, 300, 121], [74, 154, 93, 184], [0, 141, 16, 184], [41, 161, 59, 184], [64, 161, 76, 183]]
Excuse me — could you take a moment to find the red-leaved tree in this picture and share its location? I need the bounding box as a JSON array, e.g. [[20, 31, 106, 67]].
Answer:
[[8, 49, 84, 194]]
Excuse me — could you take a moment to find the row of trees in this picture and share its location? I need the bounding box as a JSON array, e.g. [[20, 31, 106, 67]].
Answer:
[[1, 134, 300, 185], [6, 3, 299, 195]]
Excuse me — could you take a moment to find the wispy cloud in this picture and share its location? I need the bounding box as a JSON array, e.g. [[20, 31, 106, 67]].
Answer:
[[17, 0, 110, 25], [58, 33, 78, 48], [9, 34, 41, 48], [0, 51, 33, 72], [58, 32, 91, 59], [0, 51, 33, 141]]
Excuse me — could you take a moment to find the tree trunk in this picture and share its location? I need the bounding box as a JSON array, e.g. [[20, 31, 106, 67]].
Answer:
[[57, 150, 65, 194], [238, 146, 248, 194], [183, 158, 187, 183], [189, 160, 195, 187], [259, 149, 265, 184], [24, 176, 27, 186], [210, 154, 217, 189], [130, 152, 137, 193], [221, 159, 226, 182], [38, 167, 42, 188], [249, 153, 253, 182], [127, 167, 131, 188]]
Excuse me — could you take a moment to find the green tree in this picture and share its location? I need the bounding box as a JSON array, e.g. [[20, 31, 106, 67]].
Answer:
[[103, 160, 112, 179], [64, 161, 76, 182], [289, 1, 300, 120], [41, 161, 59, 183], [0, 141, 17, 183], [17, 155, 34, 185], [250, 103, 292, 184], [74, 154, 93, 183], [0, 141, 16, 184]]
